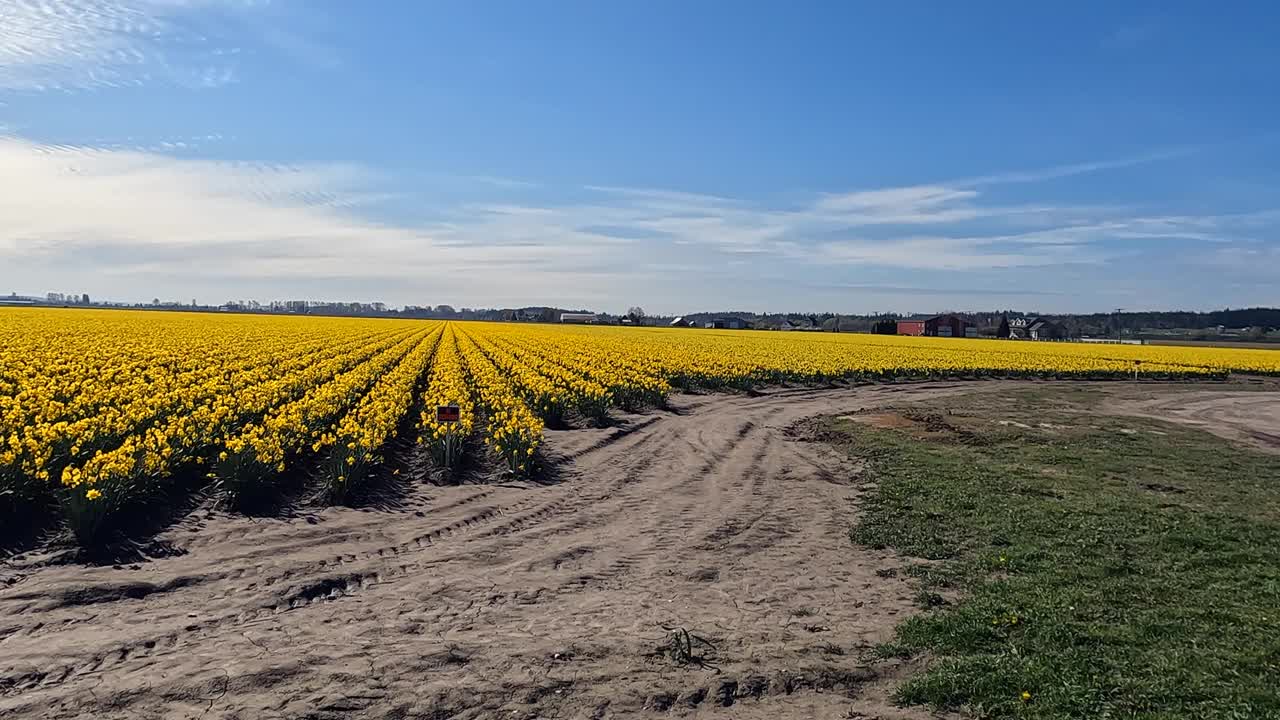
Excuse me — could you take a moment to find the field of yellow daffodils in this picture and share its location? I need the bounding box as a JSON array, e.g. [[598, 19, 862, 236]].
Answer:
[[2, 308, 1275, 546]]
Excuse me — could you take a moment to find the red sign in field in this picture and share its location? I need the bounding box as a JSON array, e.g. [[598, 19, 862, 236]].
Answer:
[[436, 405, 461, 423]]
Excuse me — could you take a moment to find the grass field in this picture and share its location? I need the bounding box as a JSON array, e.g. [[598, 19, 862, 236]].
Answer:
[[833, 388, 1280, 719]]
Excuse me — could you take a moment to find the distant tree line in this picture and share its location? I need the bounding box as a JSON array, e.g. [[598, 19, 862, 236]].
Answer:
[[649, 308, 1280, 337], [398, 305, 593, 322]]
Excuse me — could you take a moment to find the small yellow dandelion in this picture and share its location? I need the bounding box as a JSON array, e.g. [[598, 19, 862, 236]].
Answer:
[[1021, 691, 1031, 702], [85, 488, 103, 501]]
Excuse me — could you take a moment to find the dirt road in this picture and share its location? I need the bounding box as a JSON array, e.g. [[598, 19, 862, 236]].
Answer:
[[1, 381, 1275, 719], [1105, 385, 1280, 452]]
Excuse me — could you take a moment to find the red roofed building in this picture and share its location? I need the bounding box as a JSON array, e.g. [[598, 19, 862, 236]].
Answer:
[[896, 314, 973, 338]]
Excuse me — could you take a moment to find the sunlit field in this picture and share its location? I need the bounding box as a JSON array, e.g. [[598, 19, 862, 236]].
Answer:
[[3, 307, 1277, 547]]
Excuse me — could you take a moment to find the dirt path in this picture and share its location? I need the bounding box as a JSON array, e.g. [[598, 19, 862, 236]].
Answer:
[[1105, 386, 1280, 452], [2, 381, 1274, 719]]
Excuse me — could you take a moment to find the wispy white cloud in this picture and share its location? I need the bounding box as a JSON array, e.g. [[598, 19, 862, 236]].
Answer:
[[0, 136, 418, 252], [816, 236, 1093, 271], [954, 147, 1197, 187], [585, 185, 742, 208], [812, 186, 977, 213], [0, 136, 639, 305], [0, 0, 264, 91], [808, 186, 986, 225], [800, 149, 1194, 229], [1, 136, 1274, 311]]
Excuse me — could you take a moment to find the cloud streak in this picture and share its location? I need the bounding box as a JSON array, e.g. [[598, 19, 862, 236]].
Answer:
[[0, 135, 1274, 312], [0, 0, 265, 91], [954, 147, 1198, 187]]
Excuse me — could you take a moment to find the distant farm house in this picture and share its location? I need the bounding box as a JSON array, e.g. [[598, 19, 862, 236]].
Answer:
[[1010, 317, 1066, 340], [896, 314, 976, 338], [779, 318, 815, 331], [669, 316, 689, 327], [559, 312, 598, 324]]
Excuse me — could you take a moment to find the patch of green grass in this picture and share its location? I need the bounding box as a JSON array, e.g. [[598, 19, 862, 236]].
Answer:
[[836, 390, 1280, 719]]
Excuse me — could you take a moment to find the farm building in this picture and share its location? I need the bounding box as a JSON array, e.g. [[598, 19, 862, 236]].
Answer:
[[559, 313, 597, 324], [779, 319, 815, 331], [1027, 319, 1066, 340], [704, 318, 747, 330], [1010, 317, 1066, 340], [669, 316, 689, 327], [897, 314, 974, 338]]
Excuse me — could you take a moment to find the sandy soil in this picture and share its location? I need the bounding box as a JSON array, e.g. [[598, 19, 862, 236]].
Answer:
[[1104, 383, 1280, 452], [1, 381, 1275, 719]]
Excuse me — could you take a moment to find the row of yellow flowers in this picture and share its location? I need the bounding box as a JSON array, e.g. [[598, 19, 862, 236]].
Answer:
[[318, 326, 445, 501], [0, 309, 427, 543], [6, 328, 397, 487], [213, 326, 436, 507], [415, 326, 542, 473], [485, 327, 672, 408], [417, 326, 476, 467], [465, 327, 610, 422], [455, 327, 543, 472]]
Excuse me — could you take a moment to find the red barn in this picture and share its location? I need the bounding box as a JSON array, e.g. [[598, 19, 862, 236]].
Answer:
[[896, 319, 927, 336], [897, 315, 972, 338]]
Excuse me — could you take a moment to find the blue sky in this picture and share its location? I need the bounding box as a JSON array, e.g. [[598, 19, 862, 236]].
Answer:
[[1, 1, 1277, 314]]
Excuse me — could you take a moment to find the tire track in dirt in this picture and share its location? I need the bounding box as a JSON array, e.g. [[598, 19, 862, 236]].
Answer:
[[0, 420, 693, 685], [534, 420, 769, 596], [0, 489, 557, 671]]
